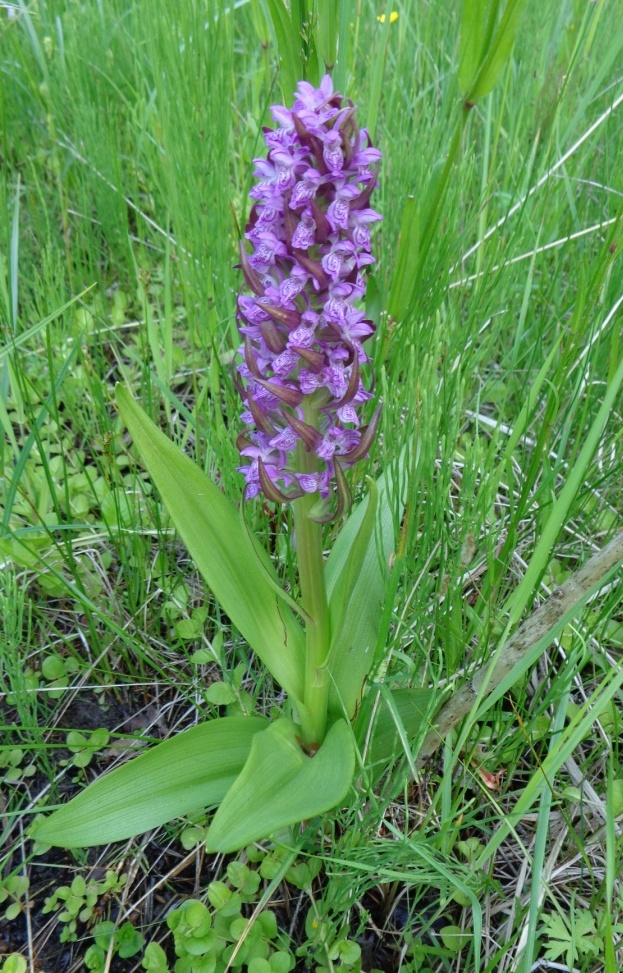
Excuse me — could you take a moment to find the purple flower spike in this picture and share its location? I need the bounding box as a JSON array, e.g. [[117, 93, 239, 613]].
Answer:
[[236, 76, 382, 514]]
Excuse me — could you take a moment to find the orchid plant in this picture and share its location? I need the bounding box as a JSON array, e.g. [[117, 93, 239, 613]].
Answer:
[[32, 77, 431, 855], [31, 3, 539, 855]]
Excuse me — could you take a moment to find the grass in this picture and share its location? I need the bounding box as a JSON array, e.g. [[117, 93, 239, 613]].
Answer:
[[1, 0, 623, 971]]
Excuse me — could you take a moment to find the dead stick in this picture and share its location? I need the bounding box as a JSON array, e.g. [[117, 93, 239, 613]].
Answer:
[[416, 531, 623, 767]]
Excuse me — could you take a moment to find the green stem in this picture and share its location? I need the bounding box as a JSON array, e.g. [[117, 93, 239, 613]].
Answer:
[[292, 406, 330, 747]]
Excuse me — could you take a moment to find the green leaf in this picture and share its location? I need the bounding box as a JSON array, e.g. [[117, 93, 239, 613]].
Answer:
[[2, 957, 28, 973], [386, 196, 419, 324], [469, 0, 527, 103], [248, 960, 272, 973], [205, 682, 236, 706], [30, 716, 267, 847], [41, 654, 66, 681], [324, 465, 399, 719], [141, 942, 169, 973], [458, 0, 497, 97], [265, 0, 302, 100], [175, 606, 209, 640], [206, 718, 355, 853], [355, 686, 437, 773], [116, 387, 305, 702], [504, 346, 623, 633], [315, 0, 338, 71], [327, 479, 377, 641], [270, 952, 294, 973], [540, 910, 602, 967], [92, 921, 116, 951], [116, 922, 144, 959], [249, 0, 272, 48], [439, 925, 470, 953], [330, 940, 361, 966], [459, 0, 529, 104]]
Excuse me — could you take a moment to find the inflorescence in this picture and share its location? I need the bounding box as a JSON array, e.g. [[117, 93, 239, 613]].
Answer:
[[236, 75, 382, 519]]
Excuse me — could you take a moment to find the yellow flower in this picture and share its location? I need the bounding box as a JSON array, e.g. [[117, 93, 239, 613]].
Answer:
[[377, 11, 399, 24]]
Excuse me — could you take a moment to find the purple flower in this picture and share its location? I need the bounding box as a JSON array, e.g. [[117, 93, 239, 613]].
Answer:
[[236, 76, 382, 519]]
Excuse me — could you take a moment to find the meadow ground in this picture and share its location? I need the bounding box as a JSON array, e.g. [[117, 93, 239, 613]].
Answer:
[[2, 1, 623, 972]]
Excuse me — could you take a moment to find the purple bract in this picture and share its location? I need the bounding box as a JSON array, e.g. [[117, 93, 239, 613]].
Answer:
[[235, 75, 382, 519]]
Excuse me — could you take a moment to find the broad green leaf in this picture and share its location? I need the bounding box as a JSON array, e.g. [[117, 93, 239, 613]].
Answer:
[[327, 479, 377, 644], [324, 462, 401, 719], [240, 505, 311, 625], [31, 716, 267, 848], [355, 687, 437, 774], [206, 718, 355, 853], [116, 387, 305, 703]]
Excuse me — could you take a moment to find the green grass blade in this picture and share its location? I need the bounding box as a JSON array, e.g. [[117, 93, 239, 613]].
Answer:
[[505, 349, 623, 630], [477, 654, 623, 867], [0, 285, 96, 364], [357, 686, 437, 776], [265, 0, 302, 97]]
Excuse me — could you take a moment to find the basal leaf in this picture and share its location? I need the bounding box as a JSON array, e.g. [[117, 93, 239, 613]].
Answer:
[[206, 718, 355, 853], [116, 387, 305, 702], [31, 717, 268, 848]]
